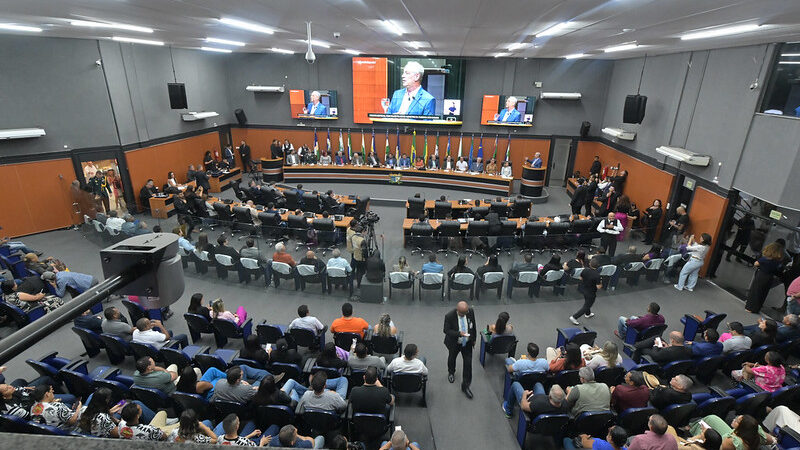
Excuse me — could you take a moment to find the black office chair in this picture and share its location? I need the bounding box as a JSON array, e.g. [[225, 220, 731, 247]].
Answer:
[[490, 201, 509, 217], [352, 197, 370, 218], [476, 271, 504, 299], [570, 219, 595, 247], [433, 201, 452, 219], [511, 198, 531, 218], [313, 218, 337, 256], [283, 190, 300, 210], [232, 206, 256, 236], [469, 206, 489, 220], [496, 220, 518, 255], [409, 222, 435, 256], [436, 220, 462, 258], [522, 221, 547, 252], [546, 221, 570, 252], [465, 221, 490, 257], [418, 272, 445, 301], [287, 214, 311, 251], [407, 197, 426, 219], [213, 202, 233, 226], [448, 272, 475, 300], [258, 212, 285, 245], [302, 193, 322, 213]]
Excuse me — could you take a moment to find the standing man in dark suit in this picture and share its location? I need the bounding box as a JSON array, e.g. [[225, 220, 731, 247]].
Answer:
[[194, 170, 211, 193], [590, 156, 602, 177], [444, 301, 477, 399], [238, 140, 252, 172], [186, 164, 197, 183], [570, 178, 588, 215]]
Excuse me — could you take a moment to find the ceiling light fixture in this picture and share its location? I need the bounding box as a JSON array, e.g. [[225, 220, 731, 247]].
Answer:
[[382, 20, 403, 36], [494, 52, 510, 58], [308, 39, 330, 49], [406, 41, 422, 49], [0, 23, 42, 33], [564, 53, 586, 59], [508, 43, 525, 51], [201, 46, 232, 53], [680, 24, 761, 41], [270, 47, 294, 54], [112, 36, 164, 46], [780, 53, 800, 57], [70, 19, 153, 33], [418, 50, 430, 56], [604, 43, 638, 53], [536, 21, 570, 38], [343, 49, 361, 55], [778, 61, 800, 65], [219, 17, 274, 34], [205, 37, 245, 46]]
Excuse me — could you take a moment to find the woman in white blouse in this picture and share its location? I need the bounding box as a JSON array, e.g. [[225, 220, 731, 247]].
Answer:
[[500, 161, 513, 178], [455, 156, 468, 172], [675, 233, 712, 292]]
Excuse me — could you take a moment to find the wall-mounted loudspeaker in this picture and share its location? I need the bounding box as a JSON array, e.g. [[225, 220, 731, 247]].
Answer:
[[167, 83, 187, 109], [623, 94, 647, 124], [580, 121, 591, 138], [234, 109, 247, 126]]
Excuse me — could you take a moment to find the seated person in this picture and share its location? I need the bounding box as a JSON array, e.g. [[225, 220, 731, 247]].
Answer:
[[398, 154, 411, 169], [421, 254, 444, 274], [269, 338, 302, 367], [427, 155, 440, 170], [168, 410, 217, 443], [730, 351, 785, 392], [251, 375, 294, 408], [133, 357, 179, 395], [270, 424, 323, 449], [213, 234, 240, 265], [118, 402, 177, 441], [239, 334, 269, 368], [385, 154, 397, 168], [30, 384, 81, 430], [563, 251, 587, 276], [443, 155, 456, 171], [539, 254, 562, 275], [217, 413, 271, 446], [174, 366, 226, 401], [318, 151, 332, 166], [330, 302, 369, 338], [105, 210, 125, 231], [746, 318, 778, 348], [721, 322, 752, 354], [564, 425, 628, 450], [74, 309, 103, 335], [413, 156, 425, 169], [209, 297, 247, 327], [334, 151, 346, 166], [315, 342, 348, 370], [186, 293, 212, 322], [500, 161, 512, 178], [272, 242, 296, 267], [688, 329, 723, 358], [102, 306, 135, 340], [139, 179, 159, 207], [211, 365, 271, 404], [650, 374, 692, 410], [447, 255, 475, 279], [23, 253, 54, 275], [476, 255, 503, 280], [348, 342, 386, 371], [617, 302, 665, 338], [455, 156, 468, 172], [565, 367, 611, 416], [546, 343, 586, 372], [351, 152, 364, 166], [633, 330, 692, 364], [582, 341, 623, 370], [296, 372, 347, 413], [380, 429, 420, 450], [489, 311, 513, 336], [471, 157, 484, 173], [502, 342, 549, 416], [373, 313, 397, 337], [133, 317, 188, 349], [42, 265, 98, 298], [777, 313, 800, 342], [367, 152, 381, 167], [687, 414, 774, 450], [485, 157, 498, 175], [610, 370, 649, 413], [386, 343, 428, 375], [349, 366, 394, 414], [588, 247, 612, 267], [321, 190, 344, 214], [628, 415, 678, 450], [288, 304, 327, 335], [1, 279, 63, 314], [299, 250, 326, 274]]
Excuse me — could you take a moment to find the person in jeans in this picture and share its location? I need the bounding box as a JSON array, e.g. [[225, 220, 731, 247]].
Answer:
[[616, 302, 665, 338], [282, 371, 348, 403], [502, 342, 548, 416], [570, 259, 602, 325], [295, 372, 347, 413], [674, 233, 711, 292]]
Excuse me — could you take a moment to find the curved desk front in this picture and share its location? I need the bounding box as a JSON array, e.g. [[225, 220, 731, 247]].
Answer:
[[283, 165, 512, 196], [520, 166, 546, 198], [260, 158, 284, 183]]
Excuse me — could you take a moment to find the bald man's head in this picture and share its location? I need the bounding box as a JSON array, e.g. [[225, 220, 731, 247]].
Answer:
[[456, 301, 469, 316], [306, 250, 316, 259]]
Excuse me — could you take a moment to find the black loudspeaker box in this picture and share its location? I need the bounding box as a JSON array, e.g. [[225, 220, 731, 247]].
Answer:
[[623, 94, 647, 124], [580, 121, 591, 138], [235, 108, 247, 126], [167, 83, 187, 109]]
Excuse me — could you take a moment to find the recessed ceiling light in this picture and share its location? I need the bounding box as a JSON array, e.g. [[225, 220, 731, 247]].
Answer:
[[780, 53, 800, 57], [564, 53, 586, 59], [201, 46, 232, 53], [205, 37, 245, 46], [309, 39, 331, 49], [536, 22, 570, 38], [70, 19, 153, 33], [604, 43, 638, 53], [494, 52, 510, 58], [112, 36, 164, 46], [778, 61, 800, 65], [0, 23, 42, 33], [680, 24, 761, 40], [382, 20, 403, 36], [343, 49, 361, 55], [219, 17, 274, 34], [270, 47, 294, 54], [406, 41, 424, 49]]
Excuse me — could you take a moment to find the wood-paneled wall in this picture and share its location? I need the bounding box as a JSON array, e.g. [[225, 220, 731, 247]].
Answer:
[[575, 141, 675, 219], [231, 127, 548, 179], [125, 132, 221, 209], [0, 159, 79, 237], [688, 187, 729, 276]]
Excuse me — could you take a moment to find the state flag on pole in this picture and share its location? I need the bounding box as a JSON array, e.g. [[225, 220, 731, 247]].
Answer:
[[446, 134, 451, 156], [457, 134, 463, 158], [385, 130, 390, 159], [492, 135, 499, 160], [477, 134, 483, 160], [395, 128, 400, 160], [505, 134, 512, 161], [434, 132, 440, 158], [326, 129, 331, 152], [338, 130, 345, 162], [361, 131, 366, 154], [370, 129, 375, 154], [313, 128, 319, 158], [410, 130, 416, 160], [347, 130, 352, 160], [423, 130, 428, 161], [468, 134, 474, 169]]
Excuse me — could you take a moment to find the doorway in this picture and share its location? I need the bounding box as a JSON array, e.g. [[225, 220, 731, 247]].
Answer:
[[549, 138, 572, 185]]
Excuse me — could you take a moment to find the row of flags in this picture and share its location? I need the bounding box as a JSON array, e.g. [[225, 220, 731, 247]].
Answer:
[[311, 128, 513, 164]]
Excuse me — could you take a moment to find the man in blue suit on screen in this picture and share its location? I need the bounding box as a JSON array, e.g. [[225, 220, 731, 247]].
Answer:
[[303, 90, 327, 116], [495, 96, 522, 122], [384, 61, 436, 116]]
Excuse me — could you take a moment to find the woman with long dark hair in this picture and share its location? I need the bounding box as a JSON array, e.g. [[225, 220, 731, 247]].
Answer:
[[614, 195, 632, 241], [488, 312, 513, 335], [170, 409, 217, 443], [239, 334, 269, 367], [547, 343, 585, 372], [251, 375, 294, 407], [689, 414, 774, 450], [642, 199, 663, 244], [174, 366, 226, 400], [186, 292, 211, 321], [269, 338, 302, 366], [745, 242, 785, 313], [78, 388, 121, 437]]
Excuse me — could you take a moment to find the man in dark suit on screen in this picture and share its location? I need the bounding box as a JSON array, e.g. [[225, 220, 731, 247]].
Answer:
[[444, 301, 477, 398]]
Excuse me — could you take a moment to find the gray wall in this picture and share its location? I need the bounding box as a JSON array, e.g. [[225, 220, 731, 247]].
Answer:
[[0, 36, 118, 156]]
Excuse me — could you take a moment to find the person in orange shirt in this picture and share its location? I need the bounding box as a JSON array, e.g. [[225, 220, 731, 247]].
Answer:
[[330, 302, 370, 338], [272, 242, 296, 267]]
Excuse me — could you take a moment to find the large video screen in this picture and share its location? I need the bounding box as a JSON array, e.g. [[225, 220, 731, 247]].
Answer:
[[480, 94, 535, 127], [352, 56, 466, 125], [289, 89, 338, 120]]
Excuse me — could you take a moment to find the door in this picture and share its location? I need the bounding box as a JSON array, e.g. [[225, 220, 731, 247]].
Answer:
[[549, 138, 571, 184]]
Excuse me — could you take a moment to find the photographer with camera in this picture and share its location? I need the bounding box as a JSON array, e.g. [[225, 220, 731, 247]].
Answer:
[[347, 225, 367, 288]]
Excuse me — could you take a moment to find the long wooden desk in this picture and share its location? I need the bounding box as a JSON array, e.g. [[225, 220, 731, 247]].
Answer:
[[208, 197, 354, 229], [148, 181, 197, 219], [209, 167, 242, 193], [283, 165, 512, 196]]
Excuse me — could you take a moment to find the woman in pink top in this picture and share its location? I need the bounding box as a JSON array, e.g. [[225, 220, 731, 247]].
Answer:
[[210, 298, 247, 326], [732, 351, 785, 392]]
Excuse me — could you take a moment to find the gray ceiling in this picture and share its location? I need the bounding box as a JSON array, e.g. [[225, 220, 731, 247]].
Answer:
[[2, 0, 800, 59]]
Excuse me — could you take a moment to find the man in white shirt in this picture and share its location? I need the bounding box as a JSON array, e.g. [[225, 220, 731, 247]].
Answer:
[[132, 317, 188, 349], [596, 212, 624, 257], [455, 157, 469, 172], [105, 210, 125, 232], [386, 343, 428, 375], [288, 304, 327, 336]]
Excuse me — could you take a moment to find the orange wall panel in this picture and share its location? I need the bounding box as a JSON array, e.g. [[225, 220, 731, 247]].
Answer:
[[352, 57, 388, 124], [480, 95, 500, 125], [0, 158, 78, 237], [688, 187, 729, 276]]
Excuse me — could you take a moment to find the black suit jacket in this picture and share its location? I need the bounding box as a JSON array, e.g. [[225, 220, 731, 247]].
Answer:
[[443, 308, 477, 349], [571, 185, 588, 208], [213, 244, 240, 264], [195, 171, 211, 192]]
